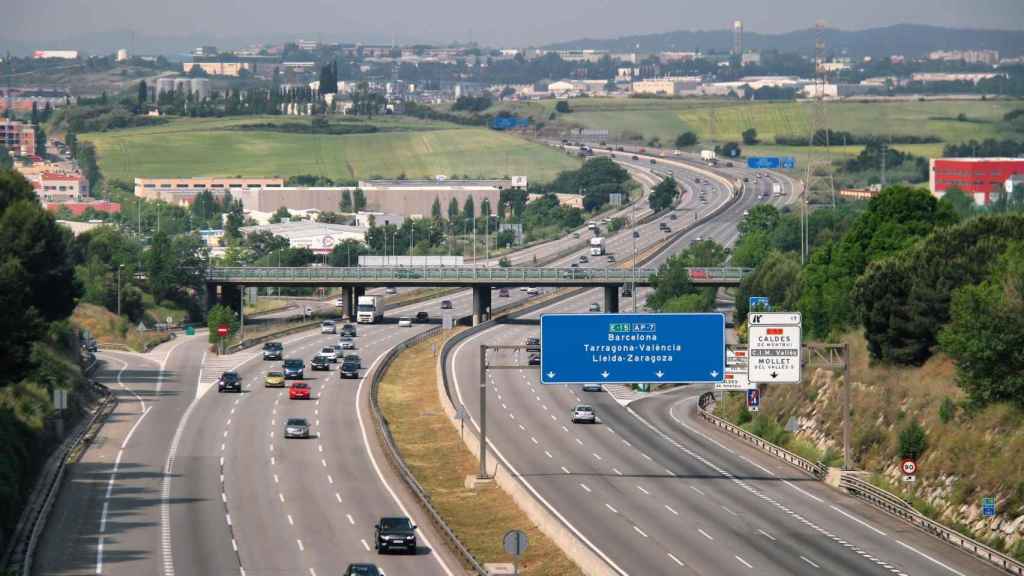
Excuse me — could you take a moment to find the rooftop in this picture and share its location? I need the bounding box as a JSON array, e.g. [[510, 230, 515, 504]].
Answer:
[[239, 221, 366, 237]]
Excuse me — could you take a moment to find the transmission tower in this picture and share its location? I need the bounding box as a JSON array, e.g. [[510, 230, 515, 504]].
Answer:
[[801, 20, 837, 264]]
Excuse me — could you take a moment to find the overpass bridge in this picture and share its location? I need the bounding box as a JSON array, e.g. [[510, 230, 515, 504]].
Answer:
[[206, 266, 750, 324]]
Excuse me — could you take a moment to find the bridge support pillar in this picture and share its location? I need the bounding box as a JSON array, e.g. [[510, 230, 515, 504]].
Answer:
[[342, 286, 354, 321], [604, 286, 620, 314], [472, 286, 492, 326], [221, 285, 242, 315], [353, 286, 365, 319], [205, 283, 219, 314]]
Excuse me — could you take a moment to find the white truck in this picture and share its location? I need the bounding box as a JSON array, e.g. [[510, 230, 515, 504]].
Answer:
[[356, 295, 383, 324], [771, 182, 783, 196], [700, 149, 717, 163], [589, 237, 605, 256]]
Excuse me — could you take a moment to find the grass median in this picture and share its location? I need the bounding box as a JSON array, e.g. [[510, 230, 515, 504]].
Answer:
[[379, 330, 583, 576]]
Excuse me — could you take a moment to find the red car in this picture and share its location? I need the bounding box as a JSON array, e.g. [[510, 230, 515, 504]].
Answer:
[[289, 382, 311, 400]]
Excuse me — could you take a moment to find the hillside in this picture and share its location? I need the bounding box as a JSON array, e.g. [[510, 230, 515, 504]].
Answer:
[[716, 332, 1024, 560], [547, 24, 1024, 58]]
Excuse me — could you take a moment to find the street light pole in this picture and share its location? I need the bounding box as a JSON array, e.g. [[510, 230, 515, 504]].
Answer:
[[117, 264, 124, 317]]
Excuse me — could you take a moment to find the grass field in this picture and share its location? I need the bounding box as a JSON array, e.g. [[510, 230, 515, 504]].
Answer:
[[83, 115, 582, 183], [510, 98, 1021, 162]]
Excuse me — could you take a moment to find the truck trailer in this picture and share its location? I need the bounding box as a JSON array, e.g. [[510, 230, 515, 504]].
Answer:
[[356, 295, 383, 324], [589, 237, 605, 256]]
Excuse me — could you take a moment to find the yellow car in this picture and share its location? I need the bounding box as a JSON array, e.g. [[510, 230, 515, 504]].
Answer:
[[264, 371, 285, 387]]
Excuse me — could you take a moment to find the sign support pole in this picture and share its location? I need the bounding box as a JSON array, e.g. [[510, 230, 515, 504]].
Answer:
[[804, 342, 851, 470], [239, 284, 245, 342], [478, 344, 488, 480]]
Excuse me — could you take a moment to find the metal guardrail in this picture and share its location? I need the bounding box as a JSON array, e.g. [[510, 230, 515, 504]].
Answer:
[[5, 373, 115, 576], [696, 391, 828, 479], [368, 325, 490, 576], [696, 392, 1024, 575], [207, 265, 663, 284], [839, 475, 1024, 575]]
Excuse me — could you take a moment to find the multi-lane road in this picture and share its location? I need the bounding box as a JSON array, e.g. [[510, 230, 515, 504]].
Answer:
[[34, 153, 996, 576], [445, 153, 1004, 575]]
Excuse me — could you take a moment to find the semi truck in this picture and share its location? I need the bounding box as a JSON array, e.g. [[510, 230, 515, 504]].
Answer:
[[356, 295, 383, 324], [590, 237, 605, 256], [771, 182, 783, 196], [700, 149, 717, 163]]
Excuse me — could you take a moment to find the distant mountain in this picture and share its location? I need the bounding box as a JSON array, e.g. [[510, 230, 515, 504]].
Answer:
[[545, 24, 1024, 59]]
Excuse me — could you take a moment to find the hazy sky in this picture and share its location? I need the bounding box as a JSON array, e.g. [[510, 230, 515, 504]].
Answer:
[[6, 0, 1024, 48]]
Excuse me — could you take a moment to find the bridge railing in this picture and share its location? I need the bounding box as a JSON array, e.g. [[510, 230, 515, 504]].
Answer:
[[206, 265, 752, 284]]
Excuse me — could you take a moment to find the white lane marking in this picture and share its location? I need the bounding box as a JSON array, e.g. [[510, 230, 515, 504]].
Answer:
[[346, 513, 355, 525], [575, 438, 584, 445], [801, 555, 820, 569], [895, 540, 969, 576], [641, 453, 652, 461], [605, 503, 619, 513], [633, 525, 648, 538], [612, 468, 623, 476], [279, 493, 285, 503], [698, 528, 714, 541], [361, 539, 371, 551], [665, 504, 679, 516], [561, 466, 571, 474], [335, 493, 343, 503], [667, 553, 685, 567], [593, 453, 603, 461], [579, 483, 592, 493], [287, 514, 294, 526], [531, 436, 539, 445], [735, 555, 752, 569], [296, 539, 304, 552], [758, 529, 776, 541], [544, 450, 553, 459], [829, 505, 886, 536], [721, 505, 738, 516], [637, 485, 650, 495]]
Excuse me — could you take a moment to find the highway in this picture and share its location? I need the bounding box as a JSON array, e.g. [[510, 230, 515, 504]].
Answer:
[[33, 156, 696, 576], [445, 156, 1003, 575]]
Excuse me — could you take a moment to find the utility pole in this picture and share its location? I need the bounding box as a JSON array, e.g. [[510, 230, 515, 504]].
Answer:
[[801, 19, 837, 264], [116, 264, 124, 317]]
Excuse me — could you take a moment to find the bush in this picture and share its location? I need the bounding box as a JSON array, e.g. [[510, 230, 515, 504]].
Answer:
[[742, 128, 759, 145], [207, 304, 239, 344], [555, 101, 571, 113], [675, 131, 698, 147], [939, 397, 956, 423], [899, 420, 928, 459]]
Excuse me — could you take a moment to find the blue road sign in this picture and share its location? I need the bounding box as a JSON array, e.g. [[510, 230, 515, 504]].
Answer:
[[747, 157, 781, 169], [492, 116, 529, 130], [781, 156, 796, 169], [983, 497, 996, 517], [747, 388, 761, 410], [539, 313, 725, 384], [749, 296, 770, 311]]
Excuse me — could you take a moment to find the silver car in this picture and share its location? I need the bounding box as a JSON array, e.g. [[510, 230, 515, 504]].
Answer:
[[284, 417, 310, 438], [571, 404, 597, 424], [582, 383, 602, 392], [338, 337, 355, 350]]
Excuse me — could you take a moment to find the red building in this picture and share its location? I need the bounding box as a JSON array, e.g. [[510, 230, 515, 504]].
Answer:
[[930, 157, 1024, 205]]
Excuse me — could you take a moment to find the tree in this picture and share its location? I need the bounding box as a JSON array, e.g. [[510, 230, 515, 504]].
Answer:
[[716, 141, 742, 158], [35, 125, 47, 157], [462, 196, 475, 221], [939, 188, 975, 219], [447, 197, 460, 222], [742, 128, 759, 145], [145, 231, 176, 303], [431, 197, 443, 221], [735, 251, 801, 323], [647, 239, 727, 310], [30, 102, 39, 125], [269, 206, 291, 223], [555, 100, 571, 113], [207, 304, 239, 344], [675, 131, 698, 148], [939, 242, 1024, 407], [0, 147, 11, 171], [340, 190, 353, 212], [480, 197, 491, 218], [898, 420, 928, 459], [353, 189, 366, 211], [137, 80, 148, 106], [737, 204, 781, 235], [318, 211, 340, 224], [648, 177, 678, 212], [328, 239, 368, 267]]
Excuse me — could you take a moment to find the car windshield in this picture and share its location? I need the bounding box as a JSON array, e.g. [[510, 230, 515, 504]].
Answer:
[[223, 372, 238, 381], [400, 317, 411, 322], [284, 359, 303, 368], [380, 518, 413, 531], [575, 405, 593, 412], [292, 382, 307, 389], [286, 418, 306, 426], [357, 304, 375, 311], [345, 355, 359, 362], [267, 372, 283, 378], [342, 362, 358, 370], [322, 347, 334, 352], [347, 566, 379, 576]]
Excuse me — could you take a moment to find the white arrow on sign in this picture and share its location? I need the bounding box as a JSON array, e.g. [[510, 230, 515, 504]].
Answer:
[[601, 371, 610, 379], [655, 370, 664, 379], [710, 370, 719, 378], [546, 371, 555, 379]]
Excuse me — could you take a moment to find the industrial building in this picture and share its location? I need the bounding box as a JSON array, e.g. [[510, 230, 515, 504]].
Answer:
[[33, 50, 78, 59], [133, 177, 285, 203], [33, 172, 89, 202], [0, 119, 37, 156], [631, 77, 701, 96], [930, 158, 1024, 205], [154, 77, 212, 99], [238, 221, 367, 255]]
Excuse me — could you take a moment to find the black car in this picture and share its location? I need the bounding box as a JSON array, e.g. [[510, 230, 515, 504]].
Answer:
[[343, 564, 381, 576], [283, 358, 305, 379], [343, 354, 362, 369], [440, 300, 453, 310], [82, 339, 98, 353], [311, 355, 331, 371], [525, 337, 540, 352], [415, 311, 429, 323], [217, 371, 242, 393], [262, 341, 283, 360], [528, 353, 541, 366], [340, 324, 358, 337], [375, 517, 417, 553], [339, 361, 360, 379]]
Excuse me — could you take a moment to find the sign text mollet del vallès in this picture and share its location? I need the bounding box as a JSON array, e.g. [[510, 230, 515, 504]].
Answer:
[[540, 313, 725, 384], [747, 312, 802, 384]]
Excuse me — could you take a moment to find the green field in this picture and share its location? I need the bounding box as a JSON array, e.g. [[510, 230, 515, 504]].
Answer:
[[83, 115, 582, 183], [510, 98, 1021, 161]]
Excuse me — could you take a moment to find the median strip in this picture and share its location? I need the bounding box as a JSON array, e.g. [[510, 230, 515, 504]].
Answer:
[[378, 330, 583, 576]]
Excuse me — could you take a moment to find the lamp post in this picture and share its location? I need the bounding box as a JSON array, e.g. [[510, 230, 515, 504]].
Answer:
[[116, 264, 125, 317]]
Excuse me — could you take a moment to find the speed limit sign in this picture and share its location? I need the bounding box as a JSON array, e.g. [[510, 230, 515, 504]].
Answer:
[[901, 458, 917, 482]]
